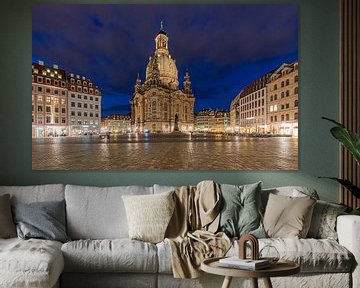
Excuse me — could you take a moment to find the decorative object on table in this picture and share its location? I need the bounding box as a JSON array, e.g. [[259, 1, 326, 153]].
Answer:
[[218, 257, 271, 270], [238, 234, 260, 260], [259, 245, 280, 265], [319, 117, 360, 213], [215, 233, 272, 271]]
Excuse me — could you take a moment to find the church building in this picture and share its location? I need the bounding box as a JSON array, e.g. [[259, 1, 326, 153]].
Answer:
[[130, 23, 195, 133]]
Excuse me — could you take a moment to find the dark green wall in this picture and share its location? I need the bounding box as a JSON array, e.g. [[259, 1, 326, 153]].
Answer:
[[0, 0, 340, 203]]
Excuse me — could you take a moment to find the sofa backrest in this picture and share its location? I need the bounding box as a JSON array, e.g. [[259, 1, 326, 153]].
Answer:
[[0, 184, 65, 204], [65, 184, 153, 240]]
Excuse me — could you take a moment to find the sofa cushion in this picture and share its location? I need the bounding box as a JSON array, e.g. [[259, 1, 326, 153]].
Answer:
[[0, 184, 65, 204], [218, 182, 266, 238], [307, 200, 347, 240], [122, 191, 175, 243], [12, 200, 70, 243], [263, 194, 316, 238], [61, 239, 158, 273], [0, 238, 64, 288], [65, 185, 153, 239], [157, 238, 353, 274], [261, 186, 319, 212]]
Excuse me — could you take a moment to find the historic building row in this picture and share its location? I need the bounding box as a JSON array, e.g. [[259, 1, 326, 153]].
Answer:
[[194, 109, 230, 133], [32, 61, 101, 138], [229, 61, 298, 136], [101, 114, 131, 134]]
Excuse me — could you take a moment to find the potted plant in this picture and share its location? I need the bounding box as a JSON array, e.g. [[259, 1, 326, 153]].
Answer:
[[320, 117, 360, 215]]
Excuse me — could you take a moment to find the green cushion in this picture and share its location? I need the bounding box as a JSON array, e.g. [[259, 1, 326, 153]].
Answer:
[[218, 182, 266, 238]]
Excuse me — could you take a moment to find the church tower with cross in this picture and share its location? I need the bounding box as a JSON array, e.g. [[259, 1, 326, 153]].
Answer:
[[130, 22, 195, 133]]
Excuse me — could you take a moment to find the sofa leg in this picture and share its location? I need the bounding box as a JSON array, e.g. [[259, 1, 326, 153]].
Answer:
[[221, 276, 232, 288], [263, 277, 273, 288]]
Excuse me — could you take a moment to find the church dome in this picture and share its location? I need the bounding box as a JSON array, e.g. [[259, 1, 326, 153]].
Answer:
[[146, 54, 179, 89], [145, 23, 179, 89]]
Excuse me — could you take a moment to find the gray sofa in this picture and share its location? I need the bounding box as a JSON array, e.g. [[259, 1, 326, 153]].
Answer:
[[0, 184, 359, 288]]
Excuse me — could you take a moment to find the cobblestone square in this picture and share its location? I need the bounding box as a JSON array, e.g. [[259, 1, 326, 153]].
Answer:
[[32, 134, 298, 170]]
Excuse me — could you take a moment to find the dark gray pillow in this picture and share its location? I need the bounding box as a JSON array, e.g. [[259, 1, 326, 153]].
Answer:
[[218, 182, 266, 238], [12, 200, 70, 243]]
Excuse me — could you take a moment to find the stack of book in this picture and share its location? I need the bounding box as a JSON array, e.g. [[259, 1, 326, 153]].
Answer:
[[218, 257, 271, 270]]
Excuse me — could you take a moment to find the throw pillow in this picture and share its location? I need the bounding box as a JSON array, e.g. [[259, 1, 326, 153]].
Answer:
[[122, 191, 175, 243], [263, 193, 316, 238], [12, 200, 70, 243], [307, 200, 347, 240], [218, 182, 266, 238], [0, 194, 16, 238]]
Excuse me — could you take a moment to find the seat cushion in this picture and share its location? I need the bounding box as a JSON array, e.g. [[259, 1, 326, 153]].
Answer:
[[157, 238, 354, 274], [61, 239, 158, 273], [228, 238, 354, 273], [0, 238, 64, 288], [65, 185, 153, 239]]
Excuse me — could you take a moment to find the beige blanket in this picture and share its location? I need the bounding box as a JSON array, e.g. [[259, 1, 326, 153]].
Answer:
[[165, 181, 231, 278]]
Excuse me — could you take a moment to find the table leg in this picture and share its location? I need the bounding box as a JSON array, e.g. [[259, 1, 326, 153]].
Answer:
[[221, 276, 233, 288], [263, 277, 273, 288], [251, 278, 258, 288]]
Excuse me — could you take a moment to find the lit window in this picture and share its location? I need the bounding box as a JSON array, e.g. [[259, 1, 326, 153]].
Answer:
[[270, 105, 273, 112], [274, 105, 278, 111]]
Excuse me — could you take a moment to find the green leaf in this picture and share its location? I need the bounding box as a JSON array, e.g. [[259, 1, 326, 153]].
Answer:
[[319, 177, 360, 198], [330, 126, 360, 165]]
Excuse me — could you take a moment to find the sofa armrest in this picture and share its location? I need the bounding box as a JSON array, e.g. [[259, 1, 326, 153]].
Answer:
[[337, 215, 360, 288]]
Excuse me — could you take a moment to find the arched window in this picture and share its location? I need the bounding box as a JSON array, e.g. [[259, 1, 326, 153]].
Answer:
[[152, 100, 156, 119], [294, 100, 298, 107], [294, 87, 298, 94]]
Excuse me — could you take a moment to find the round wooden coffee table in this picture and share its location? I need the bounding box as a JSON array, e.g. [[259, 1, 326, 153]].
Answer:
[[201, 257, 300, 288]]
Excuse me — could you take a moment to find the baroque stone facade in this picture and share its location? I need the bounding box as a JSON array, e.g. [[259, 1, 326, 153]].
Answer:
[[130, 24, 195, 133]]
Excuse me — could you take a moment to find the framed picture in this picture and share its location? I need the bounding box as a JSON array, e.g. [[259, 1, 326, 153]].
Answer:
[[32, 4, 298, 170]]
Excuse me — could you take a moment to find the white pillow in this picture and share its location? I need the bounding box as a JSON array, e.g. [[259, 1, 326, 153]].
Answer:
[[122, 191, 175, 243]]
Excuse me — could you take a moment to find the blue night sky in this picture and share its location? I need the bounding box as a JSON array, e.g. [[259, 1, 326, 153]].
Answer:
[[32, 4, 298, 117]]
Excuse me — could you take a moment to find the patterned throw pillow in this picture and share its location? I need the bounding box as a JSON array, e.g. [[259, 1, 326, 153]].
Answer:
[[307, 200, 347, 240], [218, 182, 266, 239], [0, 194, 16, 238], [263, 193, 316, 238], [122, 191, 175, 243]]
